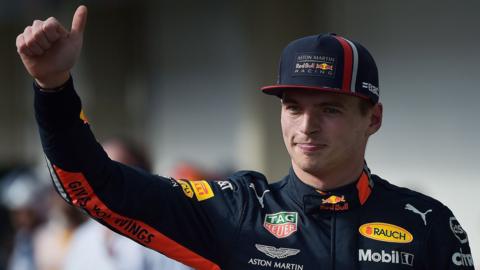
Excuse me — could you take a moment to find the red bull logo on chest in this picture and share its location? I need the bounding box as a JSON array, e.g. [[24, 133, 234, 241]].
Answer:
[[322, 195, 345, 204], [319, 195, 349, 211]]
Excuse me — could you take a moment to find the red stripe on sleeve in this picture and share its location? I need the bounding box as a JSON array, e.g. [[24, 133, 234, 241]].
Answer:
[[53, 165, 220, 270], [333, 36, 353, 92]]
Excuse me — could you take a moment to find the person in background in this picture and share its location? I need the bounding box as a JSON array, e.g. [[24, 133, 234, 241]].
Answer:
[[32, 184, 86, 270], [1, 167, 87, 270], [0, 168, 47, 270], [0, 203, 12, 270]]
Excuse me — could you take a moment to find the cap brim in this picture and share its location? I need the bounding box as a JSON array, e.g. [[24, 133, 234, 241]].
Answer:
[[261, 84, 373, 102]]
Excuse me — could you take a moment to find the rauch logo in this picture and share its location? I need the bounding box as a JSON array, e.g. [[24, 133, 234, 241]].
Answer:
[[359, 222, 413, 243]]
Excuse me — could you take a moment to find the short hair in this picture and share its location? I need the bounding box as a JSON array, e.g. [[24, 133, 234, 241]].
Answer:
[[358, 99, 375, 116]]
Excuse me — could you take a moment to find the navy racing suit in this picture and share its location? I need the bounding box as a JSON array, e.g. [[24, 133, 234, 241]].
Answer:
[[34, 78, 475, 270]]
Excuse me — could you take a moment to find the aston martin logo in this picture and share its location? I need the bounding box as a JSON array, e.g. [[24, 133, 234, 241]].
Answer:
[[255, 244, 300, 259]]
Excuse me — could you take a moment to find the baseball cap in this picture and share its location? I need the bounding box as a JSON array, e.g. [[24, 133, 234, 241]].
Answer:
[[261, 33, 379, 104]]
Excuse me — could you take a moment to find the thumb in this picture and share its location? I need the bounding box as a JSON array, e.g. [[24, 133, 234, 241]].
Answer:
[[71, 5, 88, 35]]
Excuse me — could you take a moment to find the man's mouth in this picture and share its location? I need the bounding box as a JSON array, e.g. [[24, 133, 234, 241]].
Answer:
[[295, 143, 327, 153]]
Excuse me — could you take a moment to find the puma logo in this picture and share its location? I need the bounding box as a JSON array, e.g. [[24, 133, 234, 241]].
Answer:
[[405, 203, 432, 226], [249, 183, 270, 209]]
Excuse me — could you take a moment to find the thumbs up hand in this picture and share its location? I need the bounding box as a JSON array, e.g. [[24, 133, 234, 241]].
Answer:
[[16, 5, 88, 89]]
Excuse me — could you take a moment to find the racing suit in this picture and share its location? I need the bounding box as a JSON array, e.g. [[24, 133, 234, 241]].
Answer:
[[34, 77, 475, 270]]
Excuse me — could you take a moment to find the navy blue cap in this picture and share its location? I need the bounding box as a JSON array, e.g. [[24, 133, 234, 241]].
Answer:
[[262, 33, 379, 104]]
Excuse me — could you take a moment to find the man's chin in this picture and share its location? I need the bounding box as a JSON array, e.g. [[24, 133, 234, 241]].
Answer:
[[294, 159, 325, 175]]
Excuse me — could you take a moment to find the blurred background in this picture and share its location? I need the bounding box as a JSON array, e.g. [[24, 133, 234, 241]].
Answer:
[[1, 0, 479, 268]]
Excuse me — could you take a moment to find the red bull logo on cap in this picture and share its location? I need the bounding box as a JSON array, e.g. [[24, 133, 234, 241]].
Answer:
[[317, 63, 334, 71], [293, 53, 336, 78]]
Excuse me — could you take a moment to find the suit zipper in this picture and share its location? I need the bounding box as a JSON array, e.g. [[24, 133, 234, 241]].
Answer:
[[330, 209, 336, 270]]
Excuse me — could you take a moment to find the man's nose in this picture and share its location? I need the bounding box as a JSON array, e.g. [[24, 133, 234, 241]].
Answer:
[[299, 111, 320, 135]]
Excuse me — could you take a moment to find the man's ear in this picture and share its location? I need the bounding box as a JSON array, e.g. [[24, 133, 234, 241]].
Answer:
[[367, 103, 383, 136]]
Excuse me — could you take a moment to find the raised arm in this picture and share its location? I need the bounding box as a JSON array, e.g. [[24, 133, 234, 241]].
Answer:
[[16, 5, 87, 89], [15, 7, 244, 270]]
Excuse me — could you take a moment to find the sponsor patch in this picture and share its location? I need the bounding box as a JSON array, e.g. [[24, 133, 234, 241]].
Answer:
[[359, 222, 413, 243], [452, 248, 474, 267], [264, 212, 298, 238], [176, 179, 194, 198], [404, 203, 432, 226], [292, 53, 336, 78], [255, 244, 300, 259], [361, 82, 379, 96], [322, 195, 345, 204], [249, 183, 270, 209], [79, 110, 89, 124], [189, 180, 214, 201], [319, 204, 349, 211], [247, 258, 304, 270], [449, 217, 468, 244], [168, 177, 179, 187], [216, 181, 234, 191], [359, 249, 414, 266], [320, 194, 349, 211]]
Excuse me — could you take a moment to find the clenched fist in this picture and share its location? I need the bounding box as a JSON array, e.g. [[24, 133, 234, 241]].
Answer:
[[16, 5, 87, 89]]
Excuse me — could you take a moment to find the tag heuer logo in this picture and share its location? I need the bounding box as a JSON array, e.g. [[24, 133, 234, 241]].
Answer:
[[264, 212, 298, 238]]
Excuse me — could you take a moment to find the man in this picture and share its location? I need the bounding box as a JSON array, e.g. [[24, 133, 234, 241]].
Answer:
[[16, 5, 474, 270]]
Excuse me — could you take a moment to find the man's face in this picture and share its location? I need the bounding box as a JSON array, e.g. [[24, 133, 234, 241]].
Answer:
[[281, 90, 381, 179]]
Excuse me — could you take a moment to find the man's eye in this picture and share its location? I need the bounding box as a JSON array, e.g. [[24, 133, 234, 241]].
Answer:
[[286, 105, 301, 113], [324, 107, 341, 114]]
